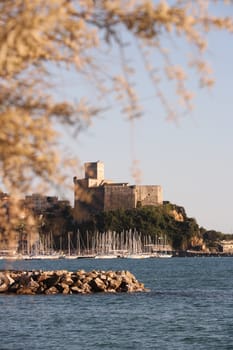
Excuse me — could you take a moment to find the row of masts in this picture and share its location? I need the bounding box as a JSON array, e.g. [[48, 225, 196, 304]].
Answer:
[[17, 229, 172, 258]]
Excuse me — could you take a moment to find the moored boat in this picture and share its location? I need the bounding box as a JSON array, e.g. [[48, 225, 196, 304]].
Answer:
[[157, 252, 172, 258], [94, 254, 118, 259]]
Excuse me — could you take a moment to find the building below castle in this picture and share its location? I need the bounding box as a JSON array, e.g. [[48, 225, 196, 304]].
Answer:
[[73, 161, 163, 222]]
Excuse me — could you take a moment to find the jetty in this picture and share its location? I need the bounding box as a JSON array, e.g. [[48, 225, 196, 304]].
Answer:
[[0, 269, 147, 295]]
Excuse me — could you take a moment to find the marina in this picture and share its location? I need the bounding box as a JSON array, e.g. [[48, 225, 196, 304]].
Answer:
[[0, 230, 173, 260]]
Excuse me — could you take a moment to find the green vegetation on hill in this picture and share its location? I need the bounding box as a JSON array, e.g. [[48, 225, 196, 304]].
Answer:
[[31, 202, 233, 252], [199, 228, 233, 251], [77, 203, 200, 251]]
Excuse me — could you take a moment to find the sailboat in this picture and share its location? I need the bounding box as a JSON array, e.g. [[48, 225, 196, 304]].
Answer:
[[157, 235, 172, 258]]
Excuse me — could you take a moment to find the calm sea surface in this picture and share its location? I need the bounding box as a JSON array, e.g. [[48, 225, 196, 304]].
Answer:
[[0, 257, 233, 350]]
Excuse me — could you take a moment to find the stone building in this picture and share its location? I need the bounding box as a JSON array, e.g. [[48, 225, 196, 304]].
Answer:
[[23, 194, 63, 214], [73, 161, 163, 222], [219, 240, 233, 254]]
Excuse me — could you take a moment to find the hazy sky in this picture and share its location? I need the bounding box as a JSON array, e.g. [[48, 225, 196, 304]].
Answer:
[[55, 3, 233, 233]]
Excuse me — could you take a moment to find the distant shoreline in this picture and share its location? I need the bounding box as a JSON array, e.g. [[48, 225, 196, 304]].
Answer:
[[1, 251, 233, 260], [176, 251, 233, 257]]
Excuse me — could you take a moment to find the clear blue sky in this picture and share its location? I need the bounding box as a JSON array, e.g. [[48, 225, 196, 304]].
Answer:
[[54, 3, 233, 233]]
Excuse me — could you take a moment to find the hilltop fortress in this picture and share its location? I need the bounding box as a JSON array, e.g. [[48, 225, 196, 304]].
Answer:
[[73, 161, 163, 222]]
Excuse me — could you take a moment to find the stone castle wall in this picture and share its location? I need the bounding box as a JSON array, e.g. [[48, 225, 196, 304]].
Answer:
[[104, 185, 136, 211], [135, 185, 163, 206], [73, 162, 163, 222]]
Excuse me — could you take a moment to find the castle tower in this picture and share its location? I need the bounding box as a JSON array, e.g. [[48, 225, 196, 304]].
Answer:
[[84, 161, 104, 181]]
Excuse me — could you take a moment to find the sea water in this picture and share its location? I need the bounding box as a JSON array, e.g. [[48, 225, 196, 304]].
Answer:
[[0, 257, 233, 350]]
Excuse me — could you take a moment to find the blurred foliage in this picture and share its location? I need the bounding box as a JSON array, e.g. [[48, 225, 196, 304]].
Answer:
[[1, 0, 233, 195], [1, 1, 233, 244], [38, 201, 74, 250]]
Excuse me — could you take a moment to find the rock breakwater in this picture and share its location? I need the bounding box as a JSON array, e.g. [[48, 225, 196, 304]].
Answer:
[[0, 270, 147, 295]]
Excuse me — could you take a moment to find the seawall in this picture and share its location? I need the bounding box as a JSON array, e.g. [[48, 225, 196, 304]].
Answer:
[[0, 269, 147, 295]]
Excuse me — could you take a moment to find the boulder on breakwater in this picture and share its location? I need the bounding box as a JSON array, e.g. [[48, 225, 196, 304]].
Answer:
[[0, 270, 147, 295]]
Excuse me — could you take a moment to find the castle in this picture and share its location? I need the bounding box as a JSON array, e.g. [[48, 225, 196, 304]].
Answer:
[[73, 161, 163, 222]]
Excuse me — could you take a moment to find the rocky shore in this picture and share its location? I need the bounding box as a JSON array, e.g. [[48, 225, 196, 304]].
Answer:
[[0, 269, 147, 295]]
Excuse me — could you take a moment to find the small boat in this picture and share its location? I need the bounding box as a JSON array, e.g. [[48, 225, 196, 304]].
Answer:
[[0, 255, 22, 260], [24, 253, 64, 260], [94, 254, 118, 259], [126, 253, 151, 259], [157, 252, 172, 258], [64, 255, 78, 259]]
